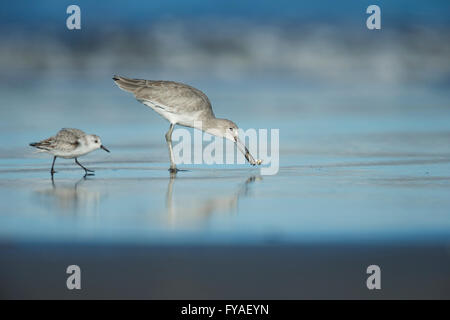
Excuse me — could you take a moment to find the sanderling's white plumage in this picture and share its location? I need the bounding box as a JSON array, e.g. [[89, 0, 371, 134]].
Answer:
[[30, 128, 110, 176]]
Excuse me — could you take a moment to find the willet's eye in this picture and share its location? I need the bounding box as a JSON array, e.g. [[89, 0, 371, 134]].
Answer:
[[95, 140, 98, 143], [229, 128, 233, 131]]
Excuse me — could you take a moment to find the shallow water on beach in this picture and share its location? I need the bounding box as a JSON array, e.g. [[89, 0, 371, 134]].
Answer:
[[1, 77, 450, 246]]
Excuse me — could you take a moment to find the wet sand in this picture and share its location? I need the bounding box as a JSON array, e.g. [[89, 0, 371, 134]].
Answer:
[[1, 242, 450, 299]]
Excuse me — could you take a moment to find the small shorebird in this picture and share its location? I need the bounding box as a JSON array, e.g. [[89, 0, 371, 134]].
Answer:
[[30, 128, 110, 176], [113, 75, 262, 172]]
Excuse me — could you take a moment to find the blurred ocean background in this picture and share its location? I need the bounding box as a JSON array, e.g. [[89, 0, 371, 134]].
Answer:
[[0, 0, 450, 298]]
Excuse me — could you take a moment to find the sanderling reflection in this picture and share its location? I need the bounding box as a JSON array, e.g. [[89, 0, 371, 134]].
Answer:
[[29, 128, 110, 177]]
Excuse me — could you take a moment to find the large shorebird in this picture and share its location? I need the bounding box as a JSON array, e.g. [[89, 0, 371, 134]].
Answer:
[[30, 128, 110, 177], [113, 75, 261, 172]]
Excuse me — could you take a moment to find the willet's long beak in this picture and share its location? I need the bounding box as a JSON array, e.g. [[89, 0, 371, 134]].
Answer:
[[235, 137, 257, 166], [100, 145, 110, 153]]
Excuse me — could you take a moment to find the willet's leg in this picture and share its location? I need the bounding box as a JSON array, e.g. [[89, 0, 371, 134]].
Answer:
[[50, 156, 57, 176], [75, 158, 95, 176], [165, 123, 178, 172]]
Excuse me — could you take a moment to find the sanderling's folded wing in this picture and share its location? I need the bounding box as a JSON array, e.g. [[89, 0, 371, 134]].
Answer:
[[29, 137, 57, 151], [30, 134, 79, 153], [57, 128, 85, 139]]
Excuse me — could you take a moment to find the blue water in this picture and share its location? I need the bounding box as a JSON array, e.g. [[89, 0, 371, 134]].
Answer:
[[1, 0, 449, 25], [1, 76, 449, 246], [0, 1, 449, 247]]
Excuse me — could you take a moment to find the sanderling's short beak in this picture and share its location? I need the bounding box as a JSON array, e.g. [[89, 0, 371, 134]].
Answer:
[[101, 145, 110, 153]]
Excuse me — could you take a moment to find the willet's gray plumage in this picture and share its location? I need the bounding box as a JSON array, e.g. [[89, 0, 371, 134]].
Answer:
[[29, 128, 110, 176], [112, 75, 261, 172]]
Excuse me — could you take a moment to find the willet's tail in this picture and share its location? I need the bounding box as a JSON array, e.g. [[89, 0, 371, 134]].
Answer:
[[112, 75, 147, 93]]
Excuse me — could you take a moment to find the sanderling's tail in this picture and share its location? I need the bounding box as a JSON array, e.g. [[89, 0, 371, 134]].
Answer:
[[113, 75, 148, 93], [29, 141, 50, 151], [30, 142, 44, 153]]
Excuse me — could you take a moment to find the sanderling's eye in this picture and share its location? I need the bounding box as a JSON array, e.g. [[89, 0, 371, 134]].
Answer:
[[229, 127, 233, 131], [95, 140, 98, 143]]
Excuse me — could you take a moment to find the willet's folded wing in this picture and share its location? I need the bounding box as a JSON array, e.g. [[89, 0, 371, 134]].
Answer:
[[113, 75, 215, 117]]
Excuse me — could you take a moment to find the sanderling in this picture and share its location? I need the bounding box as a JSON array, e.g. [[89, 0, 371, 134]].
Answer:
[[113, 75, 262, 172], [30, 128, 110, 177]]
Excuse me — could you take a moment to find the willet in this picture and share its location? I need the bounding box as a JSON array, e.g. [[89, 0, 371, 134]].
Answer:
[[29, 128, 110, 177], [113, 75, 262, 172]]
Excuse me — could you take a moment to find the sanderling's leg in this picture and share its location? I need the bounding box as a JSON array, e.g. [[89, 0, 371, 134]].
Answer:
[[165, 123, 178, 173], [50, 156, 57, 176], [75, 158, 94, 176]]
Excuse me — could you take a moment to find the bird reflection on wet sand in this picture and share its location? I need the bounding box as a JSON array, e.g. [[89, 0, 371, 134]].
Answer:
[[33, 177, 103, 216], [164, 173, 262, 228]]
